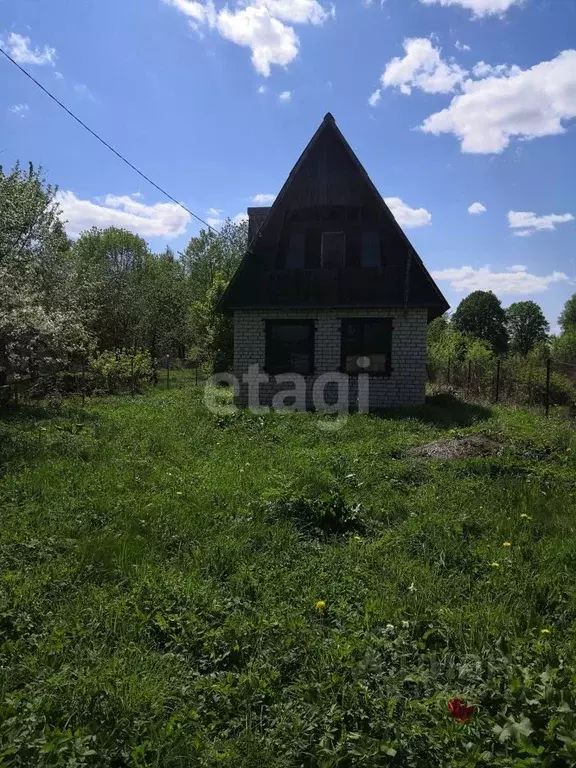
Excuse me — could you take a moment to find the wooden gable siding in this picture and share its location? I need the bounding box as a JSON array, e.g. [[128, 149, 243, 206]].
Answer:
[[220, 114, 449, 319]]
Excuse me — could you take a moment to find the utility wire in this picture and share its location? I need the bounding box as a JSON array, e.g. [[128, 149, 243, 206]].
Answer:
[[0, 46, 219, 234]]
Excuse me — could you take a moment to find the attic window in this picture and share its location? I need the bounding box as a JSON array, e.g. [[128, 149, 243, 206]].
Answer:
[[321, 232, 345, 268], [285, 232, 306, 269], [361, 231, 382, 267]]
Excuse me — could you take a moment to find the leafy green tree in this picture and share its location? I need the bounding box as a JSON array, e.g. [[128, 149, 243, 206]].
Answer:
[[72, 227, 149, 351], [0, 163, 89, 385], [140, 248, 189, 361], [189, 271, 234, 372], [559, 294, 576, 333], [552, 331, 576, 365], [452, 291, 509, 355], [181, 218, 247, 302], [506, 301, 549, 356]]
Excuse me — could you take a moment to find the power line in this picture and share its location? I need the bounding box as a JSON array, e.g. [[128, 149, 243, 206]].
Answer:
[[0, 46, 219, 234]]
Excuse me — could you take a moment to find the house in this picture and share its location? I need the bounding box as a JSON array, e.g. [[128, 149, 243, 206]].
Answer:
[[219, 113, 449, 411]]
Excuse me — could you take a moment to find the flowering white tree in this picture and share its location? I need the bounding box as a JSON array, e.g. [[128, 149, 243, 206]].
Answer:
[[0, 163, 92, 386]]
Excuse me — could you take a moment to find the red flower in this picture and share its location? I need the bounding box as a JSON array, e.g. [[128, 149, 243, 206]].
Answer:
[[448, 698, 475, 723]]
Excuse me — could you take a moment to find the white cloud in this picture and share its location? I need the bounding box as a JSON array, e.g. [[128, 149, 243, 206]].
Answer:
[[472, 60, 519, 78], [508, 264, 527, 272], [9, 103, 29, 117], [278, 89, 292, 101], [55, 191, 191, 239], [233, 212, 249, 223], [420, 0, 523, 18], [163, 0, 331, 76], [420, 50, 576, 154], [258, 85, 267, 94], [468, 201, 486, 214], [368, 88, 382, 106], [206, 207, 223, 217], [0, 32, 56, 66], [385, 197, 432, 228], [455, 40, 470, 52], [432, 265, 568, 295], [508, 210, 574, 236], [381, 38, 467, 96], [251, 193, 276, 204], [217, 6, 298, 76], [54, 71, 64, 80]]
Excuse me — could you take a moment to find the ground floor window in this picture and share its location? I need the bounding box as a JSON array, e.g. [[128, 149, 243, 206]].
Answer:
[[341, 318, 392, 375], [265, 320, 315, 375]]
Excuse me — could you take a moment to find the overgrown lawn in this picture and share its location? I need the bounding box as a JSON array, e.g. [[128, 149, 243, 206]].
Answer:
[[1, 389, 575, 766]]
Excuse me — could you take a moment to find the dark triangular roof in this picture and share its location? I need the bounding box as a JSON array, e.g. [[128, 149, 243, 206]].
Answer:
[[220, 113, 449, 319]]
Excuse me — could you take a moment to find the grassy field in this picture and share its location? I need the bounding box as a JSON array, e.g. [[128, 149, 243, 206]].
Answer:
[[1, 387, 576, 767]]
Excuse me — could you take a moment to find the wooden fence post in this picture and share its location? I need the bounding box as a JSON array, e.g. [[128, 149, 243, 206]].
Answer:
[[545, 358, 551, 419]]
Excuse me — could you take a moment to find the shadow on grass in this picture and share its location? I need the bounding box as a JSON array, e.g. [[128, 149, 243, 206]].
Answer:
[[0, 401, 98, 426], [372, 394, 493, 429]]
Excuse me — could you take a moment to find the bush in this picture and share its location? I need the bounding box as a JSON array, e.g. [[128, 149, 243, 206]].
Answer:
[[90, 350, 152, 394], [503, 364, 575, 407]]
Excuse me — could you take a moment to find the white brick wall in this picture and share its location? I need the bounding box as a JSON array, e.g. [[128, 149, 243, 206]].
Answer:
[[233, 308, 428, 410]]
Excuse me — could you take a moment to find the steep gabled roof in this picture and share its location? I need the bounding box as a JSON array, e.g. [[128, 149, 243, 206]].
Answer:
[[220, 113, 449, 319]]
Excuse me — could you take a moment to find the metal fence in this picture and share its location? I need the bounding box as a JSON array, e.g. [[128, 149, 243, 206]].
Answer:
[[428, 357, 576, 418], [0, 357, 204, 409]]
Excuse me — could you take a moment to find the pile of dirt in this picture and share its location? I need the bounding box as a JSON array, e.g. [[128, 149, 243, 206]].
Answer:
[[408, 434, 502, 460]]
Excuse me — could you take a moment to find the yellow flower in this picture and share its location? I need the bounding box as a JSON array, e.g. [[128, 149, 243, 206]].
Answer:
[[315, 600, 326, 613], [503, 542, 512, 548], [520, 514, 532, 520], [353, 535, 362, 541], [540, 628, 551, 634], [490, 562, 500, 568]]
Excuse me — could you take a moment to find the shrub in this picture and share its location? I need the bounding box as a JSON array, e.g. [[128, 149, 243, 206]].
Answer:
[[90, 350, 152, 393]]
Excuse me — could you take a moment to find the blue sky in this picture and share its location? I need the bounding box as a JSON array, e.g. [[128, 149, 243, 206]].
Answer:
[[2, 0, 575, 330]]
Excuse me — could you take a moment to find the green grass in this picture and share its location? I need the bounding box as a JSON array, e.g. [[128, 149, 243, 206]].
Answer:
[[1, 389, 576, 767]]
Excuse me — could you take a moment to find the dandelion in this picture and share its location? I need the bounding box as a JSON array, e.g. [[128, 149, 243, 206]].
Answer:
[[490, 562, 500, 568], [448, 698, 475, 723], [315, 600, 326, 613], [540, 628, 551, 634], [503, 541, 512, 548], [520, 514, 532, 520], [353, 535, 362, 541]]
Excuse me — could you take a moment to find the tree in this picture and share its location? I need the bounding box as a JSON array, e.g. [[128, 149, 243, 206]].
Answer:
[[189, 271, 234, 372], [0, 163, 90, 385], [72, 227, 150, 351], [552, 331, 576, 365], [559, 294, 576, 333], [452, 291, 508, 355], [140, 248, 189, 361], [506, 301, 549, 356], [181, 218, 247, 303]]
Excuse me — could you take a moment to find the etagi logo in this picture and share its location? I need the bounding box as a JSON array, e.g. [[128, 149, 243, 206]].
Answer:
[[204, 360, 374, 430]]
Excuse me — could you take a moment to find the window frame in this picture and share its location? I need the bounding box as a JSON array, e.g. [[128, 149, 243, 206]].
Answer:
[[321, 231, 346, 269], [340, 318, 393, 377], [360, 230, 383, 268], [264, 319, 316, 376]]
